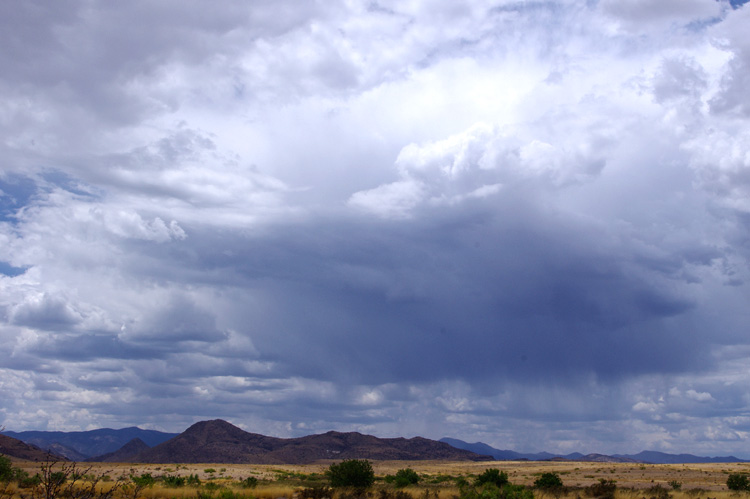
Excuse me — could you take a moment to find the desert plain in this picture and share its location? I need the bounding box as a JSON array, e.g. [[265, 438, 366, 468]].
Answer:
[[7, 458, 750, 499]]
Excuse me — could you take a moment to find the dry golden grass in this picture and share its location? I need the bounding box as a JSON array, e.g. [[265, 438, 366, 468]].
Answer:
[[5, 459, 750, 499]]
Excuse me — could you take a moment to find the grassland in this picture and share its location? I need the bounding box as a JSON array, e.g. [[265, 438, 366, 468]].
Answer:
[[5, 459, 750, 499]]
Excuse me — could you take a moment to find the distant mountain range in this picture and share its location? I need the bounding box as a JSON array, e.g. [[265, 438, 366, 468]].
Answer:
[[128, 419, 492, 463], [612, 450, 748, 464], [3, 420, 491, 463], [440, 438, 748, 464], [3, 427, 178, 460], [3, 422, 746, 464]]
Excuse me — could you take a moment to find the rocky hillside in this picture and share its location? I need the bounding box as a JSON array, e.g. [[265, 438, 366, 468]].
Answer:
[[127, 419, 492, 464], [89, 438, 151, 463], [0, 434, 65, 461]]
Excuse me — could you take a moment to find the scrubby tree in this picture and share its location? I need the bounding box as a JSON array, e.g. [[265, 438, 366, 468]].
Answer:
[[38, 459, 70, 499], [161, 474, 185, 487], [534, 473, 563, 490], [584, 479, 616, 499], [727, 473, 749, 491], [239, 477, 258, 489], [326, 459, 375, 489], [0, 455, 13, 499], [126, 473, 155, 499], [475, 469, 509, 488], [0, 456, 12, 483], [391, 468, 420, 488]]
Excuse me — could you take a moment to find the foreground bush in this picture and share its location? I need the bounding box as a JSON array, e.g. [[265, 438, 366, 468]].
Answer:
[[459, 470, 531, 499], [644, 484, 671, 499], [125, 473, 154, 499], [161, 474, 186, 487], [326, 460, 375, 489], [18, 474, 42, 489], [475, 469, 509, 489], [584, 479, 616, 499], [534, 473, 563, 490], [0, 456, 12, 483], [0, 455, 14, 499], [460, 483, 533, 499], [384, 468, 420, 488], [238, 476, 258, 489], [727, 473, 750, 491], [21, 455, 123, 499]]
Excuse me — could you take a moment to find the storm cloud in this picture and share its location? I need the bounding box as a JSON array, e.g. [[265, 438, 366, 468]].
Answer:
[[2, 0, 750, 457]]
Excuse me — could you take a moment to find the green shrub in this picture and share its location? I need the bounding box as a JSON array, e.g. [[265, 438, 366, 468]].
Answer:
[[126, 473, 155, 499], [18, 474, 41, 489], [644, 484, 671, 499], [131, 473, 155, 487], [584, 479, 616, 499], [386, 468, 420, 488], [162, 474, 186, 487], [50, 471, 67, 486], [458, 483, 532, 499], [195, 484, 249, 499], [326, 459, 375, 489], [238, 477, 258, 489], [668, 480, 681, 491], [456, 477, 470, 489], [727, 474, 750, 491], [475, 469, 509, 488], [13, 469, 29, 482], [0, 456, 12, 483], [187, 474, 201, 486], [503, 484, 534, 499], [534, 473, 563, 490], [456, 485, 495, 499]]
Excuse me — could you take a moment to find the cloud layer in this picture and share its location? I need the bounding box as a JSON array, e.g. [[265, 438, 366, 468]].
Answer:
[[2, 0, 750, 457]]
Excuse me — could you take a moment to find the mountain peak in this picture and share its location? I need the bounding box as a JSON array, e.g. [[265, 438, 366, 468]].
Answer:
[[186, 419, 240, 432], [131, 420, 490, 464]]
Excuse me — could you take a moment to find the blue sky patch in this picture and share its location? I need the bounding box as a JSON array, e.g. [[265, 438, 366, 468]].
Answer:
[[0, 261, 27, 277], [0, 174, 37, 223]]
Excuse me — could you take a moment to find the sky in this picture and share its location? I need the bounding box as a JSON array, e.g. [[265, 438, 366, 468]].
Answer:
[[1, 0, 750, 459]]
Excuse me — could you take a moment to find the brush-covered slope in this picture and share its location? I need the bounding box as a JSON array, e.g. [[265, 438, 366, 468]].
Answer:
[[0, 434, 65, 461], [89, 438, 151, 462]]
